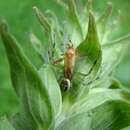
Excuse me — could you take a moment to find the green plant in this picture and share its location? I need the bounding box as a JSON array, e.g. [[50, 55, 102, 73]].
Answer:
[[0, 0, 130, 130]]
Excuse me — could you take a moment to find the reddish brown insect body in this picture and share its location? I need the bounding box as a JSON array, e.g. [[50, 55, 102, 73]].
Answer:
[[64, 43, 76, 80], [53, 42, 76, 91]]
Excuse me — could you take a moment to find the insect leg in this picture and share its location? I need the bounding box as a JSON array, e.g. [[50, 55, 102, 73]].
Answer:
[[52, 57, 64, 64]]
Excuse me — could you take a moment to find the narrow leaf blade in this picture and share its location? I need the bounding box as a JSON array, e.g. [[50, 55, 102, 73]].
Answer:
[[33, 7, 51, 34]]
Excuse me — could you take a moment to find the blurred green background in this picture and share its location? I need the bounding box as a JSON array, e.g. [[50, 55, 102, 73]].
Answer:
[[0, 0, 130, 129]]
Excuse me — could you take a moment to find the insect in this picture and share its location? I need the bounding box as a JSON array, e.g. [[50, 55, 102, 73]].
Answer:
[[53, 41, 76, 91], [52, 40, 99, 91]]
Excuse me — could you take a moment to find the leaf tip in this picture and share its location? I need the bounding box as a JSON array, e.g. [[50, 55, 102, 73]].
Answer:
[[32, 6, 37, 10], [0, 19, 8, 33], [106, 2, 113, 13], [32, 6, 39, 14], [87, 0, 93, 11], [107, 2, 113, 9]]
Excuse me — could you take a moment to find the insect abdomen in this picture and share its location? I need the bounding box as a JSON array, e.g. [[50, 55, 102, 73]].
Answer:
[[64, 48, 75, 80]]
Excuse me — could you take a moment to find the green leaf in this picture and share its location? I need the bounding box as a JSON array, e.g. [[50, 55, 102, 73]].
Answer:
[[45, 10, 63, 58], [76, 11, 102, 84], [11, 113, 36, 130], [56, 0, 68, 10], [81, 0, 93, 29], [0, 21, 54, 129], [33, 7, 51, 34], [29, 32, 45, 61], [58, 0, 82, 34], [39, 65, 62, 117], [63, 11, 102, 102], [109, 79, 122, 89], [33, 7, 61, 63], [105, 10, 122, 41], [99, 34, 130, 78], [58, 0, 83, 45], [75, 0, 82, 14], [34, 7, 58, 63], [103, 34, 130, 46], [97, 2, 113, 42], [0, 117, 15, 130], [56, 89, 130, 130], [0, 20, 36, 127], [46, 10, 61, 37], [87, 0, 93, 11], [66, 0, 82, 33]]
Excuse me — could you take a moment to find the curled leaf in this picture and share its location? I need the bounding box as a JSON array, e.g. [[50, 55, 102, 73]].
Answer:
[[76, 11, 102, 82], [64, 11, 102, 103]]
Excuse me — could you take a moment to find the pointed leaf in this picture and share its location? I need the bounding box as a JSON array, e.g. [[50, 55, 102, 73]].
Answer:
[[33, 7, 51, 34], [97, 2, 113, 41], [0, 21, 54, 129], [33, 7, 53, 63], [66, 0, 82, 33], [81, 0, 93, 29], [45, 10, 63, 57], [56, 0, 68, 10], [87, 0, 93, 11], [103, 10, 122, 42], [58, 0, 83, 44], [33, 7, 60, 63], [46, 10, 62, 39], [76, 11, 102, 83], [65, 11, 102, 102], [0, 21, 36, 126]]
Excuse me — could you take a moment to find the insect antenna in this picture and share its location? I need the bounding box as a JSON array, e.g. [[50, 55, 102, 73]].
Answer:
[[51, 32, 56, 59]]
